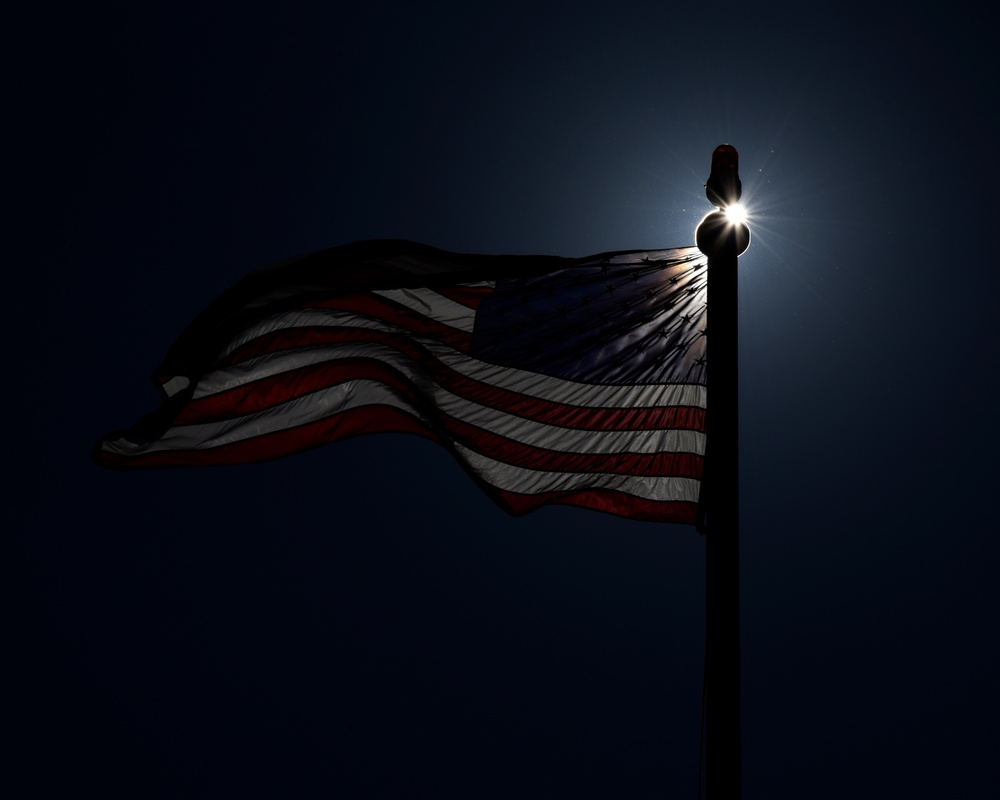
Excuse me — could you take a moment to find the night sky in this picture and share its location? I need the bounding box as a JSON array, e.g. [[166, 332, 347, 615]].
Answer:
[[11, 3, 999, 797]]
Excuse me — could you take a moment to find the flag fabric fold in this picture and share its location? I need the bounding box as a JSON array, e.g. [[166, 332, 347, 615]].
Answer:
[[95, 239, 708, 524]]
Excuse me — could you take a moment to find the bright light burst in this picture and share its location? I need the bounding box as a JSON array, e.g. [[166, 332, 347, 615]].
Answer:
[[724, 203, 747, 224]]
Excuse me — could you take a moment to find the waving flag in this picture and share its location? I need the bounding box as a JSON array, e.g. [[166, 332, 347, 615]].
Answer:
[[95, 240, 708, 523]]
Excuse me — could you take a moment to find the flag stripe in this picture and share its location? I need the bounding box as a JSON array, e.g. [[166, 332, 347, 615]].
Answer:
[[372, 288, 478, 332], [430, 284, 492, 308], [490, 487, 698, 523], [168, 358, 703, 475], [443, 414, 702, 478], [453, 441, 700, 502], [219, 292, 473, 359], [99, 402, 699, 504], [129, 377, 703, 459], [206, 310, 707, 409], [177, 334, 705, 433]]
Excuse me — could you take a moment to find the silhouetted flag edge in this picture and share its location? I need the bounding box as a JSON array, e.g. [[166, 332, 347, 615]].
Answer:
[[95, 240, 708, 524]]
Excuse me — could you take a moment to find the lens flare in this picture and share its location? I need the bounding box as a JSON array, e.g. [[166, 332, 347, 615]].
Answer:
[[724, 203, 747, 224]]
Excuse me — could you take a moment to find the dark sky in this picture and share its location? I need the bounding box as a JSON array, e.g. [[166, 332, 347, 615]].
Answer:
[[12, 2, 999, 797]]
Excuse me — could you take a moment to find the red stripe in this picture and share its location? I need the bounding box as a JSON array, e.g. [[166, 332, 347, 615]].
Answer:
[[202, 327, 705, 432], [302, 293, 473, 352], [98, 405, 437, 468], [109, 390, 702, 477], [493, 487, 699, 524], [96, 406, 698, 524], [431, 284, 491, 309], [173, 357, 702, 475], [440, 413, 702, 478]]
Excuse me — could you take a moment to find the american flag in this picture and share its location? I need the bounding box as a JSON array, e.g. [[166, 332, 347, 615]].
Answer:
[[95, 240, 708, 524]]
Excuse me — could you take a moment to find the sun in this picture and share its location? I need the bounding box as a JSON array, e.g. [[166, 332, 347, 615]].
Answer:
[[724, 203, 747, 224]]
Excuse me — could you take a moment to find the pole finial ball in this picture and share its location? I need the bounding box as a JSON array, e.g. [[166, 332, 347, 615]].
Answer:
[[696, 210, 750, 258]]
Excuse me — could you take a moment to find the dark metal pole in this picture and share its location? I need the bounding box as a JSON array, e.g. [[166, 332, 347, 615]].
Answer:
[[696, 144, 749, 800]]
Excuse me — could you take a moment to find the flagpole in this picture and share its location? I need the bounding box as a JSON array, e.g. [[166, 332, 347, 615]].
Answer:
[[696, 145, 749, 800]]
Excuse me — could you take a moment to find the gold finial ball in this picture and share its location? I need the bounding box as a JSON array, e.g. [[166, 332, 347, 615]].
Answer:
[[696, 210, 750, 258]]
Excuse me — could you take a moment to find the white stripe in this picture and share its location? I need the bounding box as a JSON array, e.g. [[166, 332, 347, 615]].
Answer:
[[454, 443, 701, 503], [161, 376, 191, 398], [204, 310, 706, 409], [147, 378, 704, 455], [372, 287, 478, 332], [450, 280, 492, 289], [216, 284, 484, 360], [102, 380, 699, 502]]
